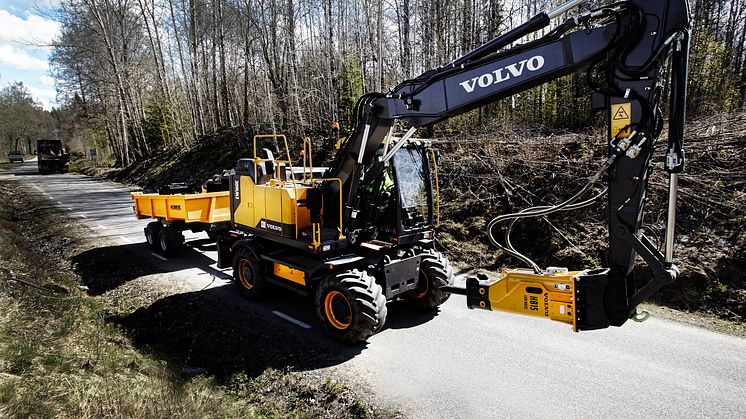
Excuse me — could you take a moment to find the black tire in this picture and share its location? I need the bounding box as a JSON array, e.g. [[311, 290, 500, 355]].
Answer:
[[232, 246, 269, 300], [144, 221, 163, 250], [315, 269, 387, 344], [404, 250, 454, 310], [158, 225, 184, 256]]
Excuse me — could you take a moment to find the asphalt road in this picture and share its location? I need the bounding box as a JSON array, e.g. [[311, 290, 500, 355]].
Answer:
[[3, 161, 745, 418]]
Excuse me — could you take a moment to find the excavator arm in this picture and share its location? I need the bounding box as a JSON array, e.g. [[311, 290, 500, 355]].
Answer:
[[326, 0, 690, 331]]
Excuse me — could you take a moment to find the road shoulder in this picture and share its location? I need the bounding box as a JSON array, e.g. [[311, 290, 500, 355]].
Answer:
[[0, 176, 404, 417]]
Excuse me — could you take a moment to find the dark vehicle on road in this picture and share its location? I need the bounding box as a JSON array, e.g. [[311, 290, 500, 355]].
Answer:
[[37, 140, 69, 174], [8, 151, 23, 163]]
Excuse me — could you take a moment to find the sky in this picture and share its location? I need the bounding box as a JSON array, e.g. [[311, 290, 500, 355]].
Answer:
[[0, 0, 61, 110]]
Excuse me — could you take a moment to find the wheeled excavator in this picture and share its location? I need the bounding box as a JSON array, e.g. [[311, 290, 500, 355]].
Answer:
[[216, 0, 690, 343]]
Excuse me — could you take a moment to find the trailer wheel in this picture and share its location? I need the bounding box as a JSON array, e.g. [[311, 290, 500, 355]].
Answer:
[[232, 247, 269, 300], [404, 250, 453, 310], [144, 222, 163, 250], [315, 269, 387, 344], [158, 225, 184, 256]]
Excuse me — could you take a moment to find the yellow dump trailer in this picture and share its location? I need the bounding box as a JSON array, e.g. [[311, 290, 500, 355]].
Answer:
[[131, 191, 231, 256], [131, 191, 230, 223]]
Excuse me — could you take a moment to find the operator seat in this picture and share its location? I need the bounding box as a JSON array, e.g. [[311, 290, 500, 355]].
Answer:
[[235, 148, 276, 184]]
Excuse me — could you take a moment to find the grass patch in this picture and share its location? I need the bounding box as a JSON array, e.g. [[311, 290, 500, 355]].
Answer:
[[226, 369, 389, 418], [0, 201, 239, 417]]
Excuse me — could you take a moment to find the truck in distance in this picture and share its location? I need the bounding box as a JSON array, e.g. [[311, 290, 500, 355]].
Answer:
[[37, 139, 69, 174]]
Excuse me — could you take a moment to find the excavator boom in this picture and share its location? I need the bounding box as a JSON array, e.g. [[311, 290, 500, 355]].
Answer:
[[326, 0, 690, 331]]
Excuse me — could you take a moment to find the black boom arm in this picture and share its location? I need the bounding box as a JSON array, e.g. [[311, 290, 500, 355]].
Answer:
[[326, 0, 690, 330], [327, 2, 638, 214], [376, 12, 632, 126]]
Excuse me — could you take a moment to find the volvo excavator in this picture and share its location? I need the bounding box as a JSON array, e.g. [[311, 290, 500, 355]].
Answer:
[[215, 0, 691, 343]]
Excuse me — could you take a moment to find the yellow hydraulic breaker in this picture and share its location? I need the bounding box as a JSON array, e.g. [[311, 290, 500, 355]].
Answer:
[[445, 268, 611, 331]]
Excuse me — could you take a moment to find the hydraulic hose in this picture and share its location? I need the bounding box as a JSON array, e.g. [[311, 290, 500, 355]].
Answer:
[[487, 181, 607, 273], [487, 130, 633, 272]]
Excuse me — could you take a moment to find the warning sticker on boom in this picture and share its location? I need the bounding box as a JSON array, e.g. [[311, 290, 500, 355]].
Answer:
[[611, 102, 631, 138]]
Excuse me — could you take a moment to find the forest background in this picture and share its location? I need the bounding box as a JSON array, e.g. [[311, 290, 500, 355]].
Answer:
[[1, 0, 744, 163], [0, 0, 743, 320]]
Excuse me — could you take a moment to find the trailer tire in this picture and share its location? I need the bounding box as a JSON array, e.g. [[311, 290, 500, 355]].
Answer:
[[158, 225, 184, 256], [145, 222, 163, 250], [403, 250, 453, 310], [232, 247, 269, 300], [315, 269, 387, 344]]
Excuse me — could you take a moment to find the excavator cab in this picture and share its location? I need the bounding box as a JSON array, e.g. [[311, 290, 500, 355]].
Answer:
[[358, 141, 437, 246], [392, 146, 432, 231]]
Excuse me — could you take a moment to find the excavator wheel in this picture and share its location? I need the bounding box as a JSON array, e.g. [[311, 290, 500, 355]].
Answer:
[[404, 250, 454, 310], [315, 269, 387, 344], [232, 247, 269, 301], [144, 221, 163, 250], [158, 225, 185, 256]]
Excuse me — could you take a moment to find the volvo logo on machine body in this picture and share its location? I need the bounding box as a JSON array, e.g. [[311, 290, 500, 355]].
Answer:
[[439, 44, 565, 111], [459, 55, 545, 93]]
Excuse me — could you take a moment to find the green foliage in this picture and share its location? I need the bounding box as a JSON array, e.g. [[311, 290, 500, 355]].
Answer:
[[144, 97, 172, 150], [688, 29, 740, 116], [49, 93, 104, 157], [502, 73, 595, 131], [0, 82, 47, 154], [338, 52, 363, 130]]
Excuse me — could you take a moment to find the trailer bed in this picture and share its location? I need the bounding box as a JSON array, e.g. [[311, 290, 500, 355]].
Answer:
[[131, 191, 230, 223]]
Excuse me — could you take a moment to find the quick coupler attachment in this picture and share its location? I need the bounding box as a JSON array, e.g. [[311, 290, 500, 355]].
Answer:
[[464, 273, 493, 310], [573, 268, 610, 331], [443, 268, 612, 332]]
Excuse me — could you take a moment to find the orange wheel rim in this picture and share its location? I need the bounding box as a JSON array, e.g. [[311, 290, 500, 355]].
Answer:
[[324, 290, 352, 330], [238, 259, 254, 290], [409, 271, 430, 299]]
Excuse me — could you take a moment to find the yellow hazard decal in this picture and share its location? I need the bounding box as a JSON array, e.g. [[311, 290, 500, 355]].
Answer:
[[611, 102, 631, 138]]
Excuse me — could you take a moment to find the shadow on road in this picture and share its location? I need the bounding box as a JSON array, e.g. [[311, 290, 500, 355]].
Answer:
[[110, 286, 365, 378], [384, 301, 442, 330], [72, 243, 164, 294], [72, 241, 229, 294], [75, 240, 446, 378], [75, 241, 365, 377], [12, 171, 43, 177]]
